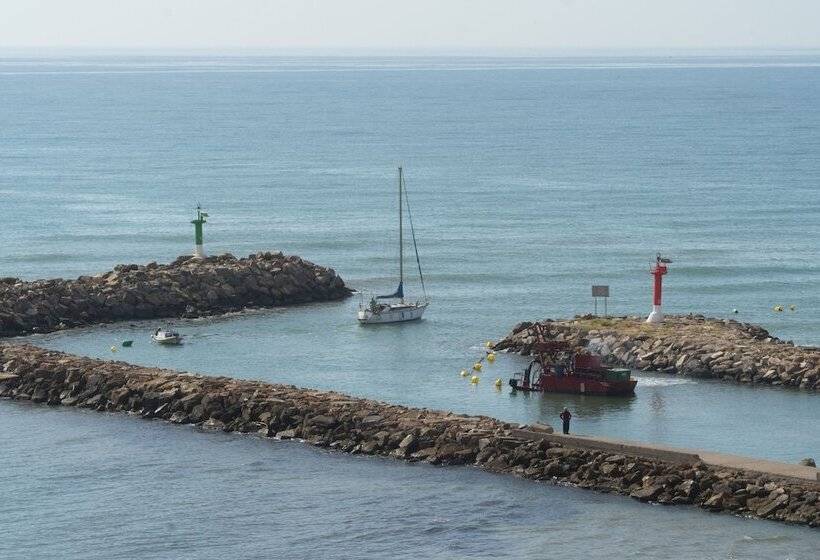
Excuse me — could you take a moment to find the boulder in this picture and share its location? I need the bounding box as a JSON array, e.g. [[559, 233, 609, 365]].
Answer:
[[631, 485, 664, 502], [756, 493, 789, 517]]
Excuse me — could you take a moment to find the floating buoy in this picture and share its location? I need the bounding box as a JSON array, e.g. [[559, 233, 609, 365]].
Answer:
[[732, 309, 738, 314], [473, 362, 482, 371], [110, 346, 118, 353], [460, 369, 468, 377], [789, 304, 796, 311], [486, 353, 496, 363], [485, 341, 493, 348], [494, 378, 502, 388], [470, 375, 480, 384]]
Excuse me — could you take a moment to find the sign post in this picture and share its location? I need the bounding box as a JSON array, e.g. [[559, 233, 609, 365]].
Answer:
[[592, 285, 609, 317]]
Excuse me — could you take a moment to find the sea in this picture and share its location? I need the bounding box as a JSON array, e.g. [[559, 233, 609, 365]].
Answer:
[[1, 53, 819, 558]]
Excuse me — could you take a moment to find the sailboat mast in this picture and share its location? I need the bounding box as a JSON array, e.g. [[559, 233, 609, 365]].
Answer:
[[398, 166, 404, 299]]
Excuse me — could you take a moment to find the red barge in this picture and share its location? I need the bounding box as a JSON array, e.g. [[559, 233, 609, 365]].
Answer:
[[508, 323, 637, 396]]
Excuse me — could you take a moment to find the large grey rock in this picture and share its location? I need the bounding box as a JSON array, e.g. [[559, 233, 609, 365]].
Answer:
[[756, 493, 789, 517], [630, 484, 664, 502]]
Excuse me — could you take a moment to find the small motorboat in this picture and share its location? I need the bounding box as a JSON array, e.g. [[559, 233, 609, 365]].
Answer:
[[151, 328, 183, 345]]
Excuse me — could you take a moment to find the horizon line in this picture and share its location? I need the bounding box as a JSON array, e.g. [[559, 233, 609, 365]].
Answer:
[[2, 45, 820, 57]]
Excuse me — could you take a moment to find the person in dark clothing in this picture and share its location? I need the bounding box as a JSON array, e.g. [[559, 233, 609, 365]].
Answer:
[[559, 407, 572, 434]]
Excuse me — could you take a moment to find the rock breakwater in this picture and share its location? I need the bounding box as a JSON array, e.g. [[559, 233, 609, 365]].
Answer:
[[495, 315, 820, 391], [0, 252, 351, 337], [1, 344, 817, 527]]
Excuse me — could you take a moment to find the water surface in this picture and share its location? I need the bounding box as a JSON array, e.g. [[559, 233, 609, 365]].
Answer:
[[26, 304, 819, 463], [2, 54, 819, 556], [1, 400, 817, 560]]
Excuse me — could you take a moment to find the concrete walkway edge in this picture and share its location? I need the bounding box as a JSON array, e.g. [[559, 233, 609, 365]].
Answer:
[[512, 429, 819, 483]]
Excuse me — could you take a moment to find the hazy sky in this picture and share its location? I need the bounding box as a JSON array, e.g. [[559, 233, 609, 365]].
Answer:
[[2, 0, 819, 51]]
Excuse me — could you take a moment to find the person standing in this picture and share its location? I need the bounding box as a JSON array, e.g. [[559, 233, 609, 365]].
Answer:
[[559, 407, 572, 434]]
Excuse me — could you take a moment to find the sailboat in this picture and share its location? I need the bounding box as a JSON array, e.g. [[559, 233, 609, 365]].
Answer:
[[357, 166, 429, 324]]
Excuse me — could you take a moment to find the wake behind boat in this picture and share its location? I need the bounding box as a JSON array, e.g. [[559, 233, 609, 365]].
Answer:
[[358, 166, 429, 324]]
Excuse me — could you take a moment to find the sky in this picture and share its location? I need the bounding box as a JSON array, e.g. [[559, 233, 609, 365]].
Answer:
[[1, 0, 819, 52]]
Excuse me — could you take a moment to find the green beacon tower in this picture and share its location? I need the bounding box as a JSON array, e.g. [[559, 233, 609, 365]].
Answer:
[[191, 205, 208, 258]]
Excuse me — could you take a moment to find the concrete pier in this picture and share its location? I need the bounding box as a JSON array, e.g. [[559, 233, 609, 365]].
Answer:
[[1, 343, 817, 527], [512, 431, 818, 483]]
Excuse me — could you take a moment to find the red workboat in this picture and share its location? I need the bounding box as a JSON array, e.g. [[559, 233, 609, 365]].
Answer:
[[508, 323, 637, 396]]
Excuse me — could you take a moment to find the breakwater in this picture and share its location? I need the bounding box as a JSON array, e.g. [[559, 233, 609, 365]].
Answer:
[[0, 252, 351, 337], [0, 344, 817, 527], [495, 315, 820, 391]]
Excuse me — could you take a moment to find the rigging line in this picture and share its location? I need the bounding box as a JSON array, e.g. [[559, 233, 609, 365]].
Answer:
[[402, 175, 428, 300]]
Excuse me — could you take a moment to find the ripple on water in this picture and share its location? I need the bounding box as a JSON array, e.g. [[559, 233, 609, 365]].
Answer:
[[1, 399, 819, 559], [2, 55, 820, 559]]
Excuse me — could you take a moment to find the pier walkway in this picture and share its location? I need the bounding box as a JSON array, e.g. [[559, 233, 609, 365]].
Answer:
[[513, 429, 819, 483]]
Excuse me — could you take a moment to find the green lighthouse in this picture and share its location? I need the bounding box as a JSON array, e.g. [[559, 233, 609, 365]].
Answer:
[[191, 205, 208, 258]]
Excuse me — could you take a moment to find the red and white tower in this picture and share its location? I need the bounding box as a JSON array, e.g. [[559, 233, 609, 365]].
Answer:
[[646, 253, 672, 323]]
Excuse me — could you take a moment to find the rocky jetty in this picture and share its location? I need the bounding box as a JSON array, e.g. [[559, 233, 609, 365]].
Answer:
[[1, 344, 817, 527], [0, 252, 351, 337], [495, 315, 820, 391]]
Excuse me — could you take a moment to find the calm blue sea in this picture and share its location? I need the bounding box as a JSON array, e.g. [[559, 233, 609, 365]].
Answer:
[[1, 54, 819, 557]]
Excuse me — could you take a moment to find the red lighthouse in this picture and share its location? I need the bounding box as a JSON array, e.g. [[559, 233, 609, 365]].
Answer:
[[646, 253, 672, 323]]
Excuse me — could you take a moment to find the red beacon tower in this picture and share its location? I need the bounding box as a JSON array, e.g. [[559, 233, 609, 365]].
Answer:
[[646, 253, 672, 323]]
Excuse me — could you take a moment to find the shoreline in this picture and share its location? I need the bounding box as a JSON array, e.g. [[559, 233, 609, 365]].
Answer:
[[495, 315, 820, 391], [1, 343, 817, 527]]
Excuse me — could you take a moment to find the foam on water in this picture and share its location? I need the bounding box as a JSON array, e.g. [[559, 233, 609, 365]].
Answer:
[[628, 375, 698, 387]]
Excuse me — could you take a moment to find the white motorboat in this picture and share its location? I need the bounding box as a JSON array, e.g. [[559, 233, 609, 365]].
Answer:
[[151, 327, 183, 345], [358, 166, 429, 325]]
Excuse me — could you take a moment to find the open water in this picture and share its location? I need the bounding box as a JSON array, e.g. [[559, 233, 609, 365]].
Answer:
[[1, 54, 819, 557]]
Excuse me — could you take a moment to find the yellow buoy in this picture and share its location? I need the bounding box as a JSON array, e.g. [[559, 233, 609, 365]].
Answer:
[[470, 375, 480, 384], [473, 362, 482, 371], [789, 304, 796, 311], [773, 305, 783, 312], [485, 341, 493, 348], [460, 369, 468, 377], [494, 378, 502, 388], [110, 346, 118, 353], [486, 353, 496, 363]]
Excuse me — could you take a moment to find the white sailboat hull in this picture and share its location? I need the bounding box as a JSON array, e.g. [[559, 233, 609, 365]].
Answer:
[[357, 302, 428, 324]]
